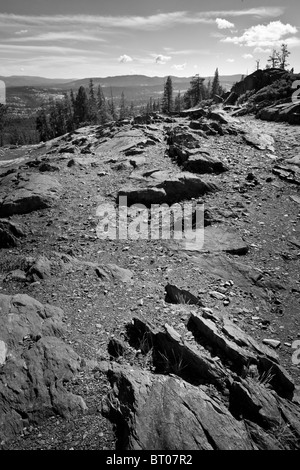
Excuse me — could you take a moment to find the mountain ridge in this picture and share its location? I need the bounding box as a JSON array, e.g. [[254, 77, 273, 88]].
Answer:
[[1, 73, 243, 89]]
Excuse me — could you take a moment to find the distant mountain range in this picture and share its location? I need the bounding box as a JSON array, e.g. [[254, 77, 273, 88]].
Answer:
[[0, 74, 243, 91], [2, 73, 243, 119]]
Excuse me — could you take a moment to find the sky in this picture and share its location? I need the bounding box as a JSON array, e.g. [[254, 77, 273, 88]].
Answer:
[[0, 0, 299, 79]]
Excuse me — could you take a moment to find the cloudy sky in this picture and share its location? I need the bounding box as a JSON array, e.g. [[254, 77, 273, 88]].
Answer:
[[0, 0, 299, 78]]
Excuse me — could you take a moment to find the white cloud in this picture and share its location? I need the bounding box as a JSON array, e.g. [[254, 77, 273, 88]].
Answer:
[[0, 8, 285, 32], [208, 7, 284, 19], [154, 54, 171, 64], [227, 58, 235, 62], [216, 18, 234, 29], [8, 32, 106, 42], [221, 21, 298, 47], [284, 37, 300, 47], [253, 47, 272, 53], [172, 63, 187, 71], [242, 53, 253, 59], [15, 29, 28, 34], [118, 54, 133, 63], [0, 44, 90, 54]]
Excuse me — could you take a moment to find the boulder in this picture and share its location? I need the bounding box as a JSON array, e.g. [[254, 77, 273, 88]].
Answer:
[[208, 110, 237, 125], [243, 131, 275, 151], [0, 173, 62, 216], [128, 156, 146, 168], [0, 294, 85, 444], [180, 108, 208, 119], [27, 255, 52, 280], [258, 102, 300, 125], [118, 186, 167, 206], [155, 172, 219, 203], [118, 172, 218, 206], [165, 283, 204, 306], [183, 153, 229, 174], [189, 253, 287, 299], [169, 128, 202, 149], [272, 164, 300, 185], [224, 92, 239, 105], [174, 225, 249, 256], [95, 264, 133, 283], [189, 120, 203, 130], [0, 219, 26, 248], [38, 162, 60, 172], [286, 155, 300, 167]]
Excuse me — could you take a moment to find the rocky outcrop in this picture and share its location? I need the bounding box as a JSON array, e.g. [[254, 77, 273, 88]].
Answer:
[[273, 163, 300, 185], [230, 68, 286, 98], [168, 124, 231, 173], [102, 313, 300, 450], [0, 172, 62, 216], [104, 365, 254, 450], [257, 102, 300, 125], [0, 294, 85, 444]]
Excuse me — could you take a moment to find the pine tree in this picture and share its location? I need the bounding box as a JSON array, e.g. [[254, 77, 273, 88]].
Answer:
[[97, 85, 108, 124], [0, 104, 8, 146], [267, 49, 281, 68], [207, 79, 212, 99], [149, 97, 153, 113], [74, 86, 89, 126], [119, 92, 127, 120], [129, 102, 135, 117], [279, 43, 290, 70], [63, 93, 75, 132], [88, 79, 98, 123], [36, 107, 51, 142], [49, 99, 66, 138], [162, 76, 173, 114], [191, 75, 205, 104], [70, 89, 75, 109], [183, 75, 206, 108], [174, 91, 182, 113], [108, 87, 117, 120], [211, 68, 221, 100]]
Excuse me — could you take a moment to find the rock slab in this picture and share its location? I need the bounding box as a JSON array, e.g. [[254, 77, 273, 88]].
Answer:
[[0, 172, 62, 216]]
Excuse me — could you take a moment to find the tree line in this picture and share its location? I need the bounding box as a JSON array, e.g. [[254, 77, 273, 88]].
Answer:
[[35, 79, 137, 142], [35, 69, 224, 141], [159, 68, 224, 114]]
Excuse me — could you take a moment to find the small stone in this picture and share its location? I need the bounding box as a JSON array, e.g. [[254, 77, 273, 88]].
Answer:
[[0, 340, 7, 365], [209, 291, 226, 300], [262, 338, 281, 349], [201, 307, 214, 314]]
